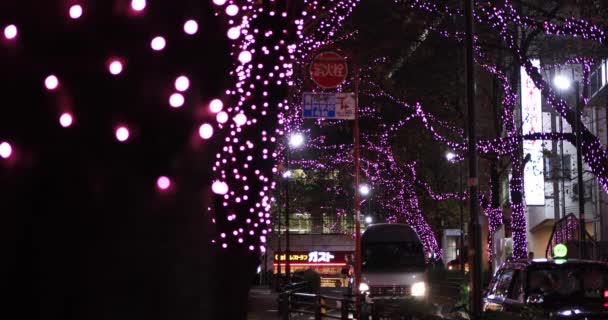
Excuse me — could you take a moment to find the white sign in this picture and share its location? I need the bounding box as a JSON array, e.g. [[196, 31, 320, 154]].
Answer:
[[302, 92, 356, 120], [521, 59, 545, 205], [308, 251, 335, 263]]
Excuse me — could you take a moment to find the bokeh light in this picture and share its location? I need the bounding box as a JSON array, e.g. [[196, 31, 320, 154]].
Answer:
[[227, 27, 240, 40], [150, 36, 166, 51], [131, 0, 146, 11], [0, 142, 12, 159], [108, 60, 123, 75], [169, 93, 185, 108], [209, 99, 223, 113], [69, 5, 83, 19], [3, 24, 17, 40], [238, 51, 252, 64], [212, 0, 227, 6], [216, 111, 228, 124], [174, 75, 190, 92], [199, 123, 214, 139], [157, 176, 171, 190], [212, 181, 229, 195], [183, 20, 199, 35], [225, 5, 239, 16], [44, 75, 59, 91], [59, 113, 73, 128], [115, 126, 130, 142], [234, 113, 247, 126]]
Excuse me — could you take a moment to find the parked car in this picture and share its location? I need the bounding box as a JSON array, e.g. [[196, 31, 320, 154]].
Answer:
[[483, 258, 608, 319], [447, 258, 469, 272]]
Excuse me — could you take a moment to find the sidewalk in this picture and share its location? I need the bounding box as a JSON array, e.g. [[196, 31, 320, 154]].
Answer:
[[247, 285, 281, 320]]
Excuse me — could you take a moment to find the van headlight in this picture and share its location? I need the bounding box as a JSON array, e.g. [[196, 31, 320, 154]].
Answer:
[[359, 282, 369, 293], [411, 282, 426, 296]]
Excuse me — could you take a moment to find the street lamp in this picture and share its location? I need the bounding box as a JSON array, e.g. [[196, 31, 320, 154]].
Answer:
[[359, 184, 371, 225], [284, 133, 305, 283], [552, 74, 586, 258], [358, 184, 370, 196], [446, 151, 465, 272]]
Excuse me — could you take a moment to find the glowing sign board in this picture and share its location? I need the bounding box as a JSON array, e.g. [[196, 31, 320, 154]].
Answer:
[[274, 251, 351, 264], [521, 59, 545, 205]]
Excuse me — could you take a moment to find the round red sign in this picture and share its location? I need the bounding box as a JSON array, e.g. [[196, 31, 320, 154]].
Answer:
[[309, 51, 348, 88]]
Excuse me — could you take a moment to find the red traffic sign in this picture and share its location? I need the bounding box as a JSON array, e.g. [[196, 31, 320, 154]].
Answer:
[[309, 51, 348, 89]]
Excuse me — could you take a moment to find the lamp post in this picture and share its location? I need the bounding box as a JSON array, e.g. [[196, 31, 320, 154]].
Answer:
[[447, 152, 465, 272], [553, 75, 586, 258], [284, 133, 304, 283], [359, 184, 371, 224]]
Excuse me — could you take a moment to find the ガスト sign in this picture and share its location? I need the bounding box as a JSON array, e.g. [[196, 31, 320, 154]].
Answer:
[[274, 251, 349, 263]]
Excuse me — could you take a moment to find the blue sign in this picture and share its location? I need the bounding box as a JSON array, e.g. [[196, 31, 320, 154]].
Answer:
[[302, 92, 355, 120]]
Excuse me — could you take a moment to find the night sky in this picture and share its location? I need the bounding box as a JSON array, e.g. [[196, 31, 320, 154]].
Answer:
[[1, 1, 257, 319]]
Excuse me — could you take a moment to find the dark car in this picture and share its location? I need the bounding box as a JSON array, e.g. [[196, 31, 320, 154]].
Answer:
[[483, 259, 608, 319]]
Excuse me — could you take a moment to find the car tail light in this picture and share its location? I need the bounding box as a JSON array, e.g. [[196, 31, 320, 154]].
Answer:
[[604, 290, 608, 299]]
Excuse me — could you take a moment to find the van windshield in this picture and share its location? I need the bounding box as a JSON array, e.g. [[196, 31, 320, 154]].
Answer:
[[362, 242, 425, 270]]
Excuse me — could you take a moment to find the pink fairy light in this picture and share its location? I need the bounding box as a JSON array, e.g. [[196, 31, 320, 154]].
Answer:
[[157, 176, 171, 190], [59, 113, 73, 128]]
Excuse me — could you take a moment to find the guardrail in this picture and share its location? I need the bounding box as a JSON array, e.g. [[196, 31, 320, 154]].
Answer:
[[278, 282, 356, 319]]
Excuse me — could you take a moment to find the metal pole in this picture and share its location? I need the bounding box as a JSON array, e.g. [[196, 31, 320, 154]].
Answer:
[[285, 146, 291, 282], [459, 161, 465, 272], [353, 63, 362, 319], [464, 0, 482, 318], [575, 82, 586, 258], [277, 179, 282, 277]]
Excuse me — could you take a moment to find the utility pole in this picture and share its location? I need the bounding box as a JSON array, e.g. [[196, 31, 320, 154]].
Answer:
[[285, 146, 291, 283], [574, 81, 586, 258], [353, 62, 362, 319], [459, 161, 465, 272], [464, 0, 482, 318]]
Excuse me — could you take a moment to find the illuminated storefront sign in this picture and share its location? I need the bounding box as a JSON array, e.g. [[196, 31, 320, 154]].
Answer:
[[273, 251, 351, 266], [520, 59, 545, 205]]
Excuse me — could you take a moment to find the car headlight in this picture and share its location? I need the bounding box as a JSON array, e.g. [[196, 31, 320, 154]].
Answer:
[[359, 282, 369, 293], [411, 282, 426, 297]]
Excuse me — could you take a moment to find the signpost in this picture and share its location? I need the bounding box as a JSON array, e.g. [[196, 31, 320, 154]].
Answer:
[[302, 50, 362, 318]]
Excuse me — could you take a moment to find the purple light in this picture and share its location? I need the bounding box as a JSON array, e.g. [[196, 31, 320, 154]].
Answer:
[[150, 36, 166, 51], [216, 111, 228, 124], [44, 75, 59, 91], [212, 181, 229, 195], [3, 25, 17, 40], [225, 5, 239, 16], [199, 123, 214, 140], [227, 27, 240, 40], [183, 20, 199, 35], [131, 0, 146, 12], [157, 176, 171, 190], [0, 142, 12, 159], [59, 113, 73, 128], [115, 126, 130, 142], [209, 99, 224, 113], [238, 51, 252, 64], [174, 75, 190, 92], [169, 93, 185, 108], [233, 113, 247, 126], [69, 5, 83, 19], [212, 0, 227, 6], [108, 60, 123, 75]]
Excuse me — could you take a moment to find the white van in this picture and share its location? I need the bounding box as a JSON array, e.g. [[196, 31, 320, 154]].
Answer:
[[358, 223, 428, 300]]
